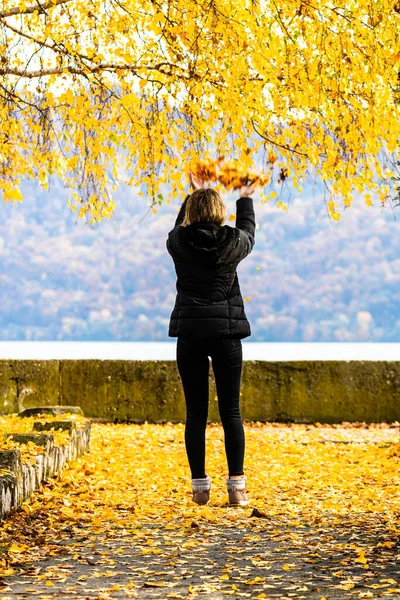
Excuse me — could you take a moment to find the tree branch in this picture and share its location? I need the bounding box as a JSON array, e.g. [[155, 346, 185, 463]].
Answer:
[[0, 62, 191, 79], [1, 19, 101, 66], [252, 119, 309, 157], [0, 0, 72, 19], [1, 19, 61, 51]]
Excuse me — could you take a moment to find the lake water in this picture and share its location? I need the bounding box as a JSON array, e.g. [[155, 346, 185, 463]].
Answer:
[[0, 341, 399, 361]]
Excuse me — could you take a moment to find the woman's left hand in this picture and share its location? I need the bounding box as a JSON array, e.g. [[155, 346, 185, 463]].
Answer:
[[188, 171, 205, 191], [239, 182, 257, 198]]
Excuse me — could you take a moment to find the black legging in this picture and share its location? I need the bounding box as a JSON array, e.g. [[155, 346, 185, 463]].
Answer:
[[176, 337, 245, 479]]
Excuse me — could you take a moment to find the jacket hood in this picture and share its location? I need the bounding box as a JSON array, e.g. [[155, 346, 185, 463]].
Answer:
[[174, 223, 239, 264]]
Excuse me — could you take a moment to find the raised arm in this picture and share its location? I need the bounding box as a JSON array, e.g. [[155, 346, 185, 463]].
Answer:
[[173, 195, 190, 228], [172, 171, 204, 229], [236, 196, 256, 239], [227, 183, 257, 263], [230, 196, 255, 261]]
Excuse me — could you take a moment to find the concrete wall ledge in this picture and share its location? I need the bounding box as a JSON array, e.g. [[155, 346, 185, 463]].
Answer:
[[0, 359, 399, 423]]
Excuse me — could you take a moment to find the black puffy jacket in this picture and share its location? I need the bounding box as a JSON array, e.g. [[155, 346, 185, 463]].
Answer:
[[166, 195, 256, 340]]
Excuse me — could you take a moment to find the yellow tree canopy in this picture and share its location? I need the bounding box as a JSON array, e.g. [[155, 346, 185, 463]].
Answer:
[[0, 0, 399, 222]]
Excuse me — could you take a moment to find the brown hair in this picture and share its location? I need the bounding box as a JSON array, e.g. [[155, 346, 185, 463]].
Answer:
[[181, 189, 226, 226]]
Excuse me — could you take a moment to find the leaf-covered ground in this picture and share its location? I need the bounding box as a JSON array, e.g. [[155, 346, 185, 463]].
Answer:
[[0, 422, 399, 599]]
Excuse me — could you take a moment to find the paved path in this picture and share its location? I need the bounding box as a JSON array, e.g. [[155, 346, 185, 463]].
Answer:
[[1, 512, 399, 599], [0, 423, 399, 599]]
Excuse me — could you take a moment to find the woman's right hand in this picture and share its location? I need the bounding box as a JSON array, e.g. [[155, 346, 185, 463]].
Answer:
[[188, 171, 205, 191]]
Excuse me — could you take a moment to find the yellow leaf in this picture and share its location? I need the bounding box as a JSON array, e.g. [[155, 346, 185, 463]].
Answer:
[[245, 577, 265, 585], [338, 583, 355, 590], [8, 543, 28, 553]]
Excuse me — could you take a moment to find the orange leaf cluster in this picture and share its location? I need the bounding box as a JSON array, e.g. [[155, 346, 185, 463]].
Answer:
[[190, 158, 270, 190]]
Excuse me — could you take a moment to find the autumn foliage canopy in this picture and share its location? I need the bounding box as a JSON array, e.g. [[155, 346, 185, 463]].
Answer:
[[0, 0, 399, 222]]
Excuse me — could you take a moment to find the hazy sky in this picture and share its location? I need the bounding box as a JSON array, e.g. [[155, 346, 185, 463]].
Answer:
[[1, 179, 399, 342]]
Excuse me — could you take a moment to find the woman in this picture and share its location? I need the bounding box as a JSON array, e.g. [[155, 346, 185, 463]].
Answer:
[[166, 170, 256, 506]]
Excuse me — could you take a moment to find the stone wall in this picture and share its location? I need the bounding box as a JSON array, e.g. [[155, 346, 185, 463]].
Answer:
[[0, 360, 399, 423], [0, 418, 91, 519]]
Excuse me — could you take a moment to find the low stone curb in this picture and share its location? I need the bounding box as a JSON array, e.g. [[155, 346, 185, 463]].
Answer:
[[0, 411, 90, 520]]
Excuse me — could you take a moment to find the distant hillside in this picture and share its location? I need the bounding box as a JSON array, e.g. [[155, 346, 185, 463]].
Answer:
[[0, 181, 399, 342]]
